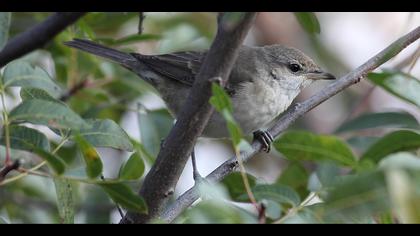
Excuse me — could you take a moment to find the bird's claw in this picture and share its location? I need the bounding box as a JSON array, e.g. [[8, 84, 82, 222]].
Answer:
[[253, 130, 274, 153]]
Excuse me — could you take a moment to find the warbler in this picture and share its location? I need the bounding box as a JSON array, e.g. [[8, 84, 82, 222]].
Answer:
[[65, 38, 335, 152]]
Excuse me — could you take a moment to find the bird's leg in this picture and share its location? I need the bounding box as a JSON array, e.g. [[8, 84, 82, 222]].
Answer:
[[191, 148, 204, 183], [253, 130, 274, 153]]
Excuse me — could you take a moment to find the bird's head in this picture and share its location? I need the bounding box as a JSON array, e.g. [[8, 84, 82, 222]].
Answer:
[[262, 45, 336, 91]]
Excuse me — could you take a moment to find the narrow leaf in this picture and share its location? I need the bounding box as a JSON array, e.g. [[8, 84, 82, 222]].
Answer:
[[239, 184, 301, 207], [33, 147, 66, 175], [0, 125, 50, 152], [20, 88, 64, 105], [210, 83, 233, 113], [54, 179, 74, 224], [119, 152, 145, 180], [274, 131, 357, 167], [335, 112, 419, 133], [9, 99, 88, 130], [0, 12, 11, 50], [74, 134, 103, 179], [222, 172, 257, 201], [75, 119, 133, 151], [367, 72, 420, 108], [294, 12, 321, 34], [98, 183, 147, 213], [361, 130, 420, 164], [2, 60, 61, 97]]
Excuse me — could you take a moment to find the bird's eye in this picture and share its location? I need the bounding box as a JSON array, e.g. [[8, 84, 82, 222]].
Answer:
[[289, 63, 301, 72]]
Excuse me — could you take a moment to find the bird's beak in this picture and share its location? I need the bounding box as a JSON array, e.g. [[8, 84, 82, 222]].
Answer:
[[307, 71, 336, 80]]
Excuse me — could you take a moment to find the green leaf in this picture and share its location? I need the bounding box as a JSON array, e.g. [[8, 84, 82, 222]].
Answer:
[[294, 12, 321, 34], [367, 72, 420, 108], [239, 184, 301, 207], [97, 34, 161, 46], [33, 147, 66, 175], [210, 83, 244, 147], [75, 119, 133, 151], [274, 131, 357, 167], [54, 179, 74, 224], [386, 168, 420, 223], [335, 112, 419, 133], [2, 60, 62, 97], [9, 99, 88, 130], [0, 125, 50, 152], [380, 153, 420, 223], [119, 152, 145, 180], [322, 171, 390, 222], [20, 88, 64, 105], [276, 161, 309, 199], [361, 130, 420, 164], [221, 172, 257, 201], [0, 12, 11, 50], [98, 183, 147, 213], [210, 83, 233, 113], [137, 107, 173, 157], [74, 134, 103, 179]]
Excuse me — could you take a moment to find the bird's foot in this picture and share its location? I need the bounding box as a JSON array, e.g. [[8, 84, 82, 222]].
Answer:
[[253, 130, 274, 153]]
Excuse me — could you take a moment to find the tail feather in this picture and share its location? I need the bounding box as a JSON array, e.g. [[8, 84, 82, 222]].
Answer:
[[64, 38, 137, 67]]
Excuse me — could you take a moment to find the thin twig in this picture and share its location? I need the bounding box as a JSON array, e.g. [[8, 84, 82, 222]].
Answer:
[[161, 26, 420, 223], [0, 12, 86, 68]]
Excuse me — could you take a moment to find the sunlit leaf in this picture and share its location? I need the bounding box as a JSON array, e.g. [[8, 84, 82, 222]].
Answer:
[[274, 131, 357, 167], [0, 125, 50, 152], [294, 12, 321, 34], [74, 134, 103, 179], [367, 72, 420, 108], [119, 152, 145, 180], [9, 99, 88, 130], [2, 60, 62, 97], [335, 112, 419, 133], [98, 183, 147, 213]]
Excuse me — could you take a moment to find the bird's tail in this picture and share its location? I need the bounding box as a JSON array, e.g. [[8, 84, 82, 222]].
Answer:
[[64, 38, 137, 68]]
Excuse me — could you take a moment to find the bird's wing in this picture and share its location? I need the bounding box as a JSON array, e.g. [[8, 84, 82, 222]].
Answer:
[[131, 51, 205, 86]]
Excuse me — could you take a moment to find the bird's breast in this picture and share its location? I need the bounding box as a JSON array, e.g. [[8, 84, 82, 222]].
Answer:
[[231, 79, 299, 134]]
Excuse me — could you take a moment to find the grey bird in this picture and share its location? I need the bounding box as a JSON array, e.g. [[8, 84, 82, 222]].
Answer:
[[64, 39, 335, 152]]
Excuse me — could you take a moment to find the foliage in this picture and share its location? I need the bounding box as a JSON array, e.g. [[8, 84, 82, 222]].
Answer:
[[0, 12, 419, 224]]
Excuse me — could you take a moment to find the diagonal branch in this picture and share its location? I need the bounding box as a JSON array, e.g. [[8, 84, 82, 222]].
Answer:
[[162, 26, 420, 223], [0, 12, 86, 68], [120, 12, 258, 224]]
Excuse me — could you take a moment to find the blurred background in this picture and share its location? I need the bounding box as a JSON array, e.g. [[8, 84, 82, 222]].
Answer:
[[0, 12, 419, 223]]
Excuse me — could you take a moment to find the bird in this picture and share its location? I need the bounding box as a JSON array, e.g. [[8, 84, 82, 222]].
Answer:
[[64, 38, 335, 154]]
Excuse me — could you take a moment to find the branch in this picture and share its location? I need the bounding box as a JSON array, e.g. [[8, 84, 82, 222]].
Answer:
[[162, 26, 420, 223], [0, 12, 86, 68], [120, 12, 257, 224]]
